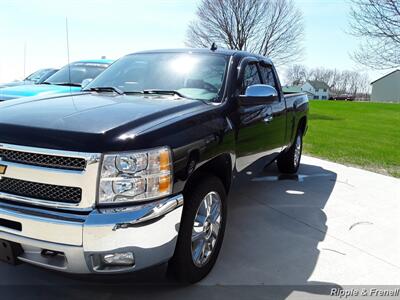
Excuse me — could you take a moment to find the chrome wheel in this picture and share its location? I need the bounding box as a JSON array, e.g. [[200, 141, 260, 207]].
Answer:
[[294, 135, 302, 167], [191, 191, 222, 267]]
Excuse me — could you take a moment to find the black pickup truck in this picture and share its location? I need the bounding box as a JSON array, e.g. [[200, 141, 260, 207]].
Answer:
[[0, 48, 308, 283]]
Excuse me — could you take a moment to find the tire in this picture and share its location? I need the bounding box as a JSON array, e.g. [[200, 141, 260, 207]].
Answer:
[[277, 129, 303, 174], [168, 174, 227, 283]]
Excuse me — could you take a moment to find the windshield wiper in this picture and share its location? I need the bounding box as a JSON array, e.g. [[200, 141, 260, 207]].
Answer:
[[142, 89, 189, 98], [41, 82, 51, 85], [85, 86, 124, 95], [53, 82, 82, 87]]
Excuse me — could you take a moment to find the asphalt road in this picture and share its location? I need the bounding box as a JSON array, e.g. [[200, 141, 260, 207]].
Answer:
[[0, 156, 399, 299]]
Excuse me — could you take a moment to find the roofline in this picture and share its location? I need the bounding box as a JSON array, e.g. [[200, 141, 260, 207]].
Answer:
[[370, 69, 400, 85], [304, 80, 330, 90], [303, 90, 316, 96], [73, 59, 114, 64], [125, 48, 273, 63]]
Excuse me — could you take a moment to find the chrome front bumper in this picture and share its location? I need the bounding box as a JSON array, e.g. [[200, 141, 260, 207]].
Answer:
[[0, 194, 183, 273]]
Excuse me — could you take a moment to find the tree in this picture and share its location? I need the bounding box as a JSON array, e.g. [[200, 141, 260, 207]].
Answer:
[[285, 64, 308, 85], [308, 68, 370, 97], [350, 0, 400, 69], [284, 64, 371, 98], [308, 67, 339, 90], [186, 0, 304, 65]]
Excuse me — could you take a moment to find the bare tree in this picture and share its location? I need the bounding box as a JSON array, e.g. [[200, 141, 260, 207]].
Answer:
[[308, 69, 371, 98], [350, 0, 400, 69], [286, 65, 371, 98], [186, 0, 304, 65], [285, 64, 308, 85], [308, 67, 339, 89]]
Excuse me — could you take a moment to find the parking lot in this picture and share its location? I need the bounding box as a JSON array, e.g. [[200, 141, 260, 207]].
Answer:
[[0, 156, 399, 299]]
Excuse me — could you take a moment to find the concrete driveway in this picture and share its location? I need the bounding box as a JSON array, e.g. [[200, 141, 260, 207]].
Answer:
[[0, 156, 399, 299]]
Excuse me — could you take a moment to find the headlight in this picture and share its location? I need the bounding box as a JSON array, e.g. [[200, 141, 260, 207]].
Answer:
[[98, 147, 172, 204]]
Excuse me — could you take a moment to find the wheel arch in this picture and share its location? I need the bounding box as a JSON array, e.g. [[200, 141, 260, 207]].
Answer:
[[183, 153, 233, 197], [297, 116, 307, 136]]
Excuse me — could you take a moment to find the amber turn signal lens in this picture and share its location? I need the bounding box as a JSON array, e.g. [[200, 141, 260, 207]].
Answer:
[[159, 150, 170, 171], [158, 175, 171, 193]]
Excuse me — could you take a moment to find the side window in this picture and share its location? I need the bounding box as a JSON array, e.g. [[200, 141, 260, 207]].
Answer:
[[241, 63, 261, 94], [259, 65, 277, 88]]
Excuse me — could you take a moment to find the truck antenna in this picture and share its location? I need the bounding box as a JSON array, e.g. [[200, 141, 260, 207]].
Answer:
[[210, 42, 218, 51]]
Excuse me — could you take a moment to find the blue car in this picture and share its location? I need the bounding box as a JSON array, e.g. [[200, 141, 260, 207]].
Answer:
[[0, 59, 113, 101], [0, 68, 59, 89]]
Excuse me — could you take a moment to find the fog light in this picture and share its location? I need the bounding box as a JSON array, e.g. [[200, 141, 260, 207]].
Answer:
[[102, 252, 135, 266]]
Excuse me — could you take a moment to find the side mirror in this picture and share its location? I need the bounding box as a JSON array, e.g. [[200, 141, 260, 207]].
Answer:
[[81, 78, 93, 89], [239, 84, 278, 106]]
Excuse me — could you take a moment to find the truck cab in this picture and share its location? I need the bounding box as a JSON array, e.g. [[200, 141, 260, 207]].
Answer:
[[0, 49, 308, 283]]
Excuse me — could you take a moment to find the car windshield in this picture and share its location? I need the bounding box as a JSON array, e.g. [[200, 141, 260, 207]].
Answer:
[[44, 63, 108, 86], [25, 69, 50, 82], [84, 53, 229, 101]]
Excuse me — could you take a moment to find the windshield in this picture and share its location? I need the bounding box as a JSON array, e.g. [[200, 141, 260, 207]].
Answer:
[[25, 69, 50, 83], [84, 53, 229, 101], [44, 63, 108, 86]]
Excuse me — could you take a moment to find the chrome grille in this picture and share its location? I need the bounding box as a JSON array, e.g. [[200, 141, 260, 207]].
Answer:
[[0, 149, 87, 171], [0, 177, 82, 204], [0, 143, 100, 209]]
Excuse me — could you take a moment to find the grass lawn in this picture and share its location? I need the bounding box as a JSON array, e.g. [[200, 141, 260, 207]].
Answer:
[[303, 100, 400, 178]]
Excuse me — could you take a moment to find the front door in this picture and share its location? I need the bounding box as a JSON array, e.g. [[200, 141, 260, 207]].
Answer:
[[235, 59, 286, 172]]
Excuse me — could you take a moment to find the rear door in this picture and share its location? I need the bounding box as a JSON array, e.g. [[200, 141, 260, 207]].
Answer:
[[258, 62, 287, 155]]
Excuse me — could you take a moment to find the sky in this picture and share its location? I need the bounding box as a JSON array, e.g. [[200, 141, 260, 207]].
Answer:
[[0, 0, 393, 84]]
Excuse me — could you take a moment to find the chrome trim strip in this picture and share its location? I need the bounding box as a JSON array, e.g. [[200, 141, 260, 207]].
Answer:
[[119, 194, 183, 229], [0, 191, 81, 209], [89, 194, 184, 228], [0, 202, 87, 222], [1, 160, 86, 186], [0, 143, 101, 163]]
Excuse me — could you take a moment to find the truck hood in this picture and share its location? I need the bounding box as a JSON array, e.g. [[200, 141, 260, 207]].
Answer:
[[0, 84, 81, 101], [0, 93, 208, 152]]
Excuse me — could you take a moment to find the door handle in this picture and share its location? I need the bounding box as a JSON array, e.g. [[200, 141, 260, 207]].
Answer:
[[263, 115, 273, 124]]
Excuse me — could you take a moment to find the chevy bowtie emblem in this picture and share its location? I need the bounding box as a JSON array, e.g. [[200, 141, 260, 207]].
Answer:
[[0, 164, 6, 175]]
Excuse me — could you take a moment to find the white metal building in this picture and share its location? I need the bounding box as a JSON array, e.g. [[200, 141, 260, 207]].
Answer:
[[371, 70, 400, 102]]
